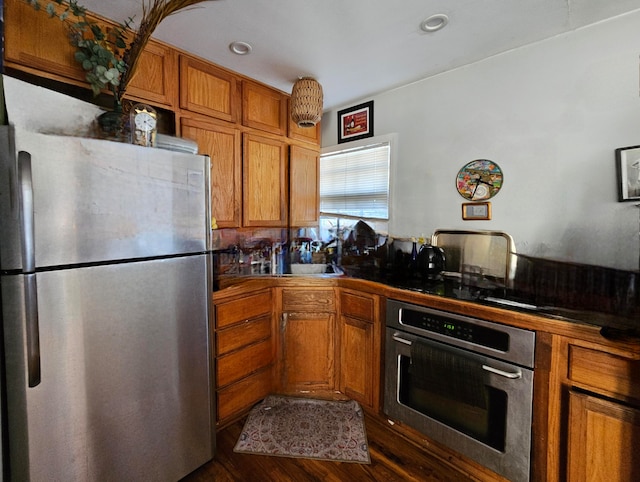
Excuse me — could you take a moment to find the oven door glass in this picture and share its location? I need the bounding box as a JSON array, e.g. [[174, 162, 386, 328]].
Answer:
[[398, 353, 507, 451]]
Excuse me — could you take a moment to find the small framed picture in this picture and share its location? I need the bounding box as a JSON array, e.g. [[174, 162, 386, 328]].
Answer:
[[337, 101, 374, 143], [462, 202, 491, 220], [615, 145, 640, 201]]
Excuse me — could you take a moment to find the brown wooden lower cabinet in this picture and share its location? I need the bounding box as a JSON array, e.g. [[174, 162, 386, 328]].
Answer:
[[217, 338, 273, 388], [214, 289, 274, 426], [339, 315, 374, 405], [568, 390, 640, 482], [278, 287, 337, 392], [214, 284, 383, 425], [280, 311, 335, 391], [546, 335, 640, 481], [216, 368, 272, 423], [213, 280, 640, 481], [338, 289, 381, 412]]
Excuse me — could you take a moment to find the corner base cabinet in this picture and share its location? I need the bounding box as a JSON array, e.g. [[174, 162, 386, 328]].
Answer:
[[278, 288, 336, 392]]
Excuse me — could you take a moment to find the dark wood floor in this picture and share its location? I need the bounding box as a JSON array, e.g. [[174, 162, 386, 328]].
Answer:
[[181, 412, 474, 482]]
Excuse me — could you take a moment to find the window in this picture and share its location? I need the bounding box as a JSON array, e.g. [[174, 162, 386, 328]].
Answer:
[[319, 140, 390, 220]]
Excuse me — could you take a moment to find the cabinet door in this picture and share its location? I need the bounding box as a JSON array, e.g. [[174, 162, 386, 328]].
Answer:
[[289, 145, 319, 227], [289, 116, 321, 145], [4, 0, 177, 108], [5, 0, 87, 83], [180, 55, 239, 123], [281, 312, 335, 391], [338, 290, 381, 411], [181, 118, 242, 228], [339, 315, 374, 408], [568, 390, 640, 482], [126, 41, 178, 108], [243, 133, 288, 227], [242, 80, 288, 136]]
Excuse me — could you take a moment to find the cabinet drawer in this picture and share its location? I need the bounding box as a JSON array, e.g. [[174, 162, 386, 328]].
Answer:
[[217, 314, 271, 356], [215, 290, 272, 328], [217, 367, 272, 422], [340, 291, 375, 322], [217, 338, 272, 388], [568, 345, 640, 401], [282, 288, 335, 312]]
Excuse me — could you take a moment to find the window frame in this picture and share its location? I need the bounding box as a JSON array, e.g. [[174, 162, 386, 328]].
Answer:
[[319, 133, 396, 222]]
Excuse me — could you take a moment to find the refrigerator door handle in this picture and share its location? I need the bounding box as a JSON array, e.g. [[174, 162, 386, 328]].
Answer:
[[19, 151, 41, 386], [18, 151, 35, 272], [24, 273, 41, 387]]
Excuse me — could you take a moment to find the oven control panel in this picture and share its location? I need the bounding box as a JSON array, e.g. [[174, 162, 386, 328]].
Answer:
[[400, 307, 509, 351], [387, 299, 536, 369]]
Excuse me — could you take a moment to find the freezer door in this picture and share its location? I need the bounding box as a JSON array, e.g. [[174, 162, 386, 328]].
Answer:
[[2, 255, 214, 481], [0, 127, 210, 270]]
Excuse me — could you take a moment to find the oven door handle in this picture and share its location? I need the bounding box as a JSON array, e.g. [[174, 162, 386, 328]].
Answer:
[[482, 364, 522, 379], [392, 334, 412, 346]]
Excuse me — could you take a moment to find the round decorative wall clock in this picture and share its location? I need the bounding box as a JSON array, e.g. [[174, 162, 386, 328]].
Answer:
[[456, 159, 503, 201]]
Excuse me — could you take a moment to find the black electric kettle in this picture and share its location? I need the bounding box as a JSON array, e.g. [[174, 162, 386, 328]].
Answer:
[[417, 243, 446, 280]]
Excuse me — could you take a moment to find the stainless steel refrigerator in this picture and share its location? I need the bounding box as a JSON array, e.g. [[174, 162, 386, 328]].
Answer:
[[0, 125, 214, 481]]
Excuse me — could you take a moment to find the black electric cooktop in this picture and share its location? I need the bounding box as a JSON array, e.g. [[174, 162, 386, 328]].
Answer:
[[347, 266, 640, 340]]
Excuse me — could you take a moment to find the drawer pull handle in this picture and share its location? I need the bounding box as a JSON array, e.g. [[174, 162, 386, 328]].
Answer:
[[482, 365, 522, 379]]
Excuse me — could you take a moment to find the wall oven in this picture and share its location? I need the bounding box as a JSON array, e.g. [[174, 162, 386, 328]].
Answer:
[[384, 300, 536, 482]]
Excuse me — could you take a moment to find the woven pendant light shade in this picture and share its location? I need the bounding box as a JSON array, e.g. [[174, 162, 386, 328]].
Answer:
[[291, 77, 323, 127]]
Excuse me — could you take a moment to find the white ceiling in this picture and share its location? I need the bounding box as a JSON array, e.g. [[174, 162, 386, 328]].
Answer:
[[80, 0, 640, 111]]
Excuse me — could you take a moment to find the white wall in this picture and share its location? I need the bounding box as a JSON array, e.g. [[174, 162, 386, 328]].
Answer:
[[321, 11, 640, 271]]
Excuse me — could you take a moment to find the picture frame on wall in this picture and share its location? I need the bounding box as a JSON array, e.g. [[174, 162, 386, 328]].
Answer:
[[337, 101, 374, 144], [615, 145, 640, 202], [462, 202, 491, 220]]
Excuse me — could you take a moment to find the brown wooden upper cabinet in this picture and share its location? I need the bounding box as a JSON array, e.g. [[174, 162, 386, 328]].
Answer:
[[242, 80, 288, 136], [181, 118, 242, 228], [243, 133, 288, 227], [179, 55, 239, 123], [289, 145, 319, 227], [4, 0, 82, 83], [4, 0, 178, 109], [288, 113, 322, 145], [126, 42, 178, 108]]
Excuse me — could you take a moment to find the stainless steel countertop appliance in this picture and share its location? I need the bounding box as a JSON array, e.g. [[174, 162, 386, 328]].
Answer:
[[0, 125, 214, 481]]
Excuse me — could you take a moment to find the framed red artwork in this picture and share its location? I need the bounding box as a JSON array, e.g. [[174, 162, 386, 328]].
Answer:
[[337, 101, 374, 143]]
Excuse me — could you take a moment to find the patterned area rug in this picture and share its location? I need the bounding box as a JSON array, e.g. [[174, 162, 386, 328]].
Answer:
[[233, 395, 370, 464]]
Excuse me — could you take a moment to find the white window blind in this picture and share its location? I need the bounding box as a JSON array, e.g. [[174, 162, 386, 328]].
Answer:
[[320, 142, 390, 220]]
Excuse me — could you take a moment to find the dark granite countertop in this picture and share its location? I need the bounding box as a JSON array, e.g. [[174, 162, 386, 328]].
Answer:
[[342, 265, 640, 340]]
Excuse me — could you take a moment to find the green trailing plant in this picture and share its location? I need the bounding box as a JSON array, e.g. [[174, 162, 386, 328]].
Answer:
[[25, 0, 213, 107], [25, 0, 132, 104]]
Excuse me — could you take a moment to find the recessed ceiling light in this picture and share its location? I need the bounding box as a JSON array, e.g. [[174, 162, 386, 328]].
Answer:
[[229, 41, 252, 55], [420, 14, 448, 33]]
